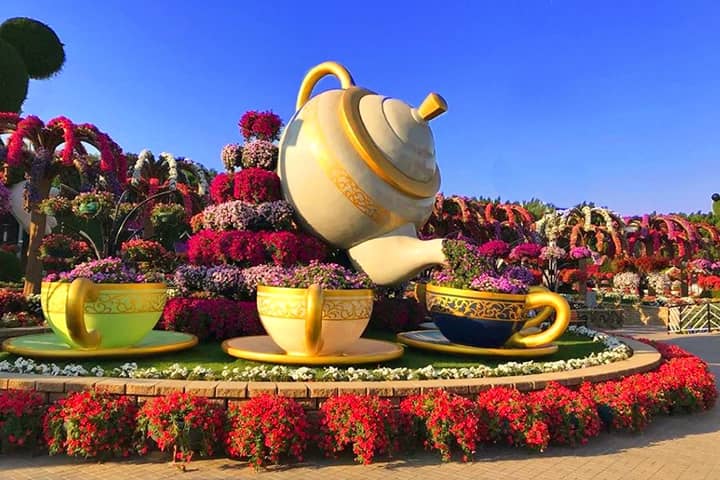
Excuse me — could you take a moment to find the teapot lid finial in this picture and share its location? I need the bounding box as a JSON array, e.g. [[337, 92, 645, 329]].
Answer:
[[416, 93, 448, 122]]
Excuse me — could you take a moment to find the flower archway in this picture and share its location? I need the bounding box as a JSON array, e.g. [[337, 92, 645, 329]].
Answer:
[[0, 113, 125, 294], [536, 206, 626, 256]]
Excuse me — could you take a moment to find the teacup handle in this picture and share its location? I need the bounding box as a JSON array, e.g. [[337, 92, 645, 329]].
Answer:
[[66, 278, 102, 348], [304, 284, 324, 355], [296, 61, 355, 111], [522, 285, 554, 329], [506, 290, 570, 348]]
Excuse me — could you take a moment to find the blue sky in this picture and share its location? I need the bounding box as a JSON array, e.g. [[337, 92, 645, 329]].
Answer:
[[5, 1, 720, 216]]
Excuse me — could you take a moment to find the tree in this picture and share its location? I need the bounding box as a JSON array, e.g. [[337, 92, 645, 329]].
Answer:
[[0, 17, 65, 112]]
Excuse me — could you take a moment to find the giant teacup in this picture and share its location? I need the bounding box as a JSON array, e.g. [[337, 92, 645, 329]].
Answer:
[[425, 284, 570, 348], [256, 284, 374, 356], [41, 279, 167, 349]]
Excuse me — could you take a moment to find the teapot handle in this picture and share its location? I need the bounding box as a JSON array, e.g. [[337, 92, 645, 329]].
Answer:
[[296, 61, 355, 111]]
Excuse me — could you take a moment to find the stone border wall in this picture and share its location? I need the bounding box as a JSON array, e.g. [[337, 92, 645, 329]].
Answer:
[[0, 338, 661, 410]]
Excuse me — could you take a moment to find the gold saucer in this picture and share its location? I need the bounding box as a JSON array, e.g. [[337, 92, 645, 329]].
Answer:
[[396, 330, 558, 357], [221, 336, 404, 365], [2, 331, 198, 359]]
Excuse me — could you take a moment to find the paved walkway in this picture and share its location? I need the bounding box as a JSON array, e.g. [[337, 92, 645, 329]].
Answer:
[[2, 326, 719, 480]]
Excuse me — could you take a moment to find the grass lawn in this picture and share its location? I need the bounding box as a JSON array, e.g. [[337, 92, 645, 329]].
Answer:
[[0, 330, 606, 376]]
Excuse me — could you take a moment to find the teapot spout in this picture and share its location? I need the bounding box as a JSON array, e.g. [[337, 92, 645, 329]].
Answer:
[[347, 224, 446, 286]]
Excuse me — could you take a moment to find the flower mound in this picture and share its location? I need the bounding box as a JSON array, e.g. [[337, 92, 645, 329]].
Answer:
[[43, 390, 137, 459], [226, 394, 309, 469], [136, 392, 226, 463], [233, 168, 281, 204], [209, 172, 235, 204], [319, 394, 401, 465], [43, 257, 151, 283], [241, 139, 278, 170], [0, 390, 45, 450]]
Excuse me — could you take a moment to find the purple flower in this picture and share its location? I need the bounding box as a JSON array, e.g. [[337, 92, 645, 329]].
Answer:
[[569, 246, 592, 260], [241, 140, 278, 170], [44, 257, 155, 284], [206, 265, 247, 299], [172, 265, 208, 295], [257, 261, 373, 290], [0, 182, 10, 216], [221, 143, 243, 172]]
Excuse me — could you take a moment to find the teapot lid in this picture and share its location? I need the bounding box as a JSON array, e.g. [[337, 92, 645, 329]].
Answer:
[[339, 87, 445, 199]]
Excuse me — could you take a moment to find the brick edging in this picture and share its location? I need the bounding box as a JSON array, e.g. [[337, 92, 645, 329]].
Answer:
[[0, 338, 660, 409]]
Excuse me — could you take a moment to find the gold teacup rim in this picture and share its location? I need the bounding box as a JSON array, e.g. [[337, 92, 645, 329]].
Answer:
[[425, 283, 528, 302]]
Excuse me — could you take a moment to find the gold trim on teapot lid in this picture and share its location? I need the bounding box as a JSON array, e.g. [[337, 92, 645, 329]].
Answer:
[[339, 87, 441, 199]]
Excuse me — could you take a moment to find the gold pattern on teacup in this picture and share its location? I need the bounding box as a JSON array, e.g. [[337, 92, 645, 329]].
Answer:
[[44, 290, 167, 314], [257, 294, 372, 321], [426, 292, 525, 321]]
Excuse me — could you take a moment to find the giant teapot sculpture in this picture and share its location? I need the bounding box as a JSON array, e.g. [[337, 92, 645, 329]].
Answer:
[[278, 62, 448, 285]]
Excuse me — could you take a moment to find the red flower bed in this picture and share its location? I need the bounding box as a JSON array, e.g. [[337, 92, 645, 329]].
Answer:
[[226, 394, 310, 469], [187, 229, 222, 265], [0, 338, 714, 465], [238, 110, 283, 142], [401, 389, 484, 461], [136, 392, 225, 463], [0, 289, 27, 315], [159, 297, 264, 341], [0, 390, 45, 451], [43, 390, 137, 459], [318, 394, 402, 465], [233, 168, 281, 204]]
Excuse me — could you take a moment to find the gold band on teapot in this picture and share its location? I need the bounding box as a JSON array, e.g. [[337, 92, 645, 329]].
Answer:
[[339, 87, 441, 199], [301, 101, 410, 230]]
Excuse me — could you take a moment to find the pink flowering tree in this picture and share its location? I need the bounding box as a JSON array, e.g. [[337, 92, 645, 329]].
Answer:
[[0, 113, 125, 294]]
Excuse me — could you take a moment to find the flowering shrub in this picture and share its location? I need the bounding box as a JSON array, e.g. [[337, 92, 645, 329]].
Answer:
[[431, 239, 535, 294], [221, 143, 243, 172], [540, 244, 566, 260], [241, 139, 278, 170], [38, 234, 92, 273], [0, 288, 27, 315], [698, 274, 720, 291], [238, 110, 283, 142], [209, 172, 235, 204], [319, 394, 400, 464], [43, 390, 137, 459], [136, 392, 226, 463], [233, 168, 281, 204], [70, 191, 115, 219], [120, 239, 171, 271], [0, 390, 45, 451], [400, 389, 484, 461], [226, 394, 309, 469], [38, 196, 71, 216], [527, 382, 601, 446], [160, 297, 263, 340], [476, 387, 550, 451], [612, 271, 641, 293]]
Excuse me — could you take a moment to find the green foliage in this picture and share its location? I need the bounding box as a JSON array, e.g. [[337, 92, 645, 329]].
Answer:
[[0, 38, 28, 112], [522, 197, 557, 220], [0, 17, 65, 79], [0, 17, 65, 112], [0, 250, 22, 282]]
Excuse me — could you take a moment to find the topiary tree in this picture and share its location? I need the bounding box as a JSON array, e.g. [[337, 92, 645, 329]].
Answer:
[[713, 193, 720, 218], [0, 17, 65, 112]]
